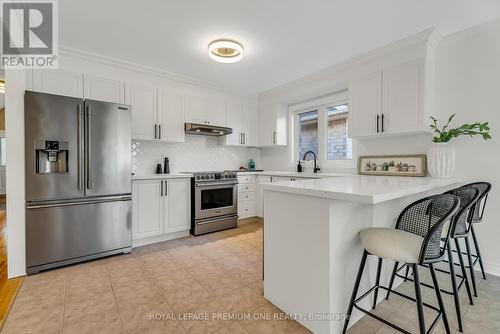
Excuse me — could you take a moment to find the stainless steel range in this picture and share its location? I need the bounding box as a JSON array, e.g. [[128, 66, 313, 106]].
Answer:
[[190, 171, 238, 235]]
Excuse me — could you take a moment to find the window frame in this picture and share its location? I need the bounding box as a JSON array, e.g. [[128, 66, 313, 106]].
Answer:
[[289, 92, 357, 170]]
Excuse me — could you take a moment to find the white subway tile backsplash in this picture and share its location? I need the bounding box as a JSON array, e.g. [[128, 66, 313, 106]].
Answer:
[[132, 135, 261, 175]]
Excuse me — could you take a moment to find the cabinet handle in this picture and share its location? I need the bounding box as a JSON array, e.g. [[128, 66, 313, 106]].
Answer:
[[159, 124, 162, 139], [243, 133, 246, 145], [272, 131, 276, 144], [154, 124, 158, 139], [164, 181, 168, 196], [160, 180, 163, 197], [381, 114, 385, 133], [376, 115, 380, 133], [240, 133, 243, 145]]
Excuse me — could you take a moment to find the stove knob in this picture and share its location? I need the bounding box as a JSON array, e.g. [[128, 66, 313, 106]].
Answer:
[[196, 175, 201, 180], [202, 175, 206, 180]]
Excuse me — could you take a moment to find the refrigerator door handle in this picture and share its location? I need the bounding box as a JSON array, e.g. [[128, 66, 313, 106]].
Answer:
[[77, 104, 84, 190], [85, 104, 93, 190]]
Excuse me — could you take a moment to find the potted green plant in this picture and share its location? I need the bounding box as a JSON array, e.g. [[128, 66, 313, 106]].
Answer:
[[428, 114, 491, 178]]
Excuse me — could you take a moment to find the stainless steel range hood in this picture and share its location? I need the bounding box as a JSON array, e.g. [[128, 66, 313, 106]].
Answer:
[[185, 123, 233, 136]]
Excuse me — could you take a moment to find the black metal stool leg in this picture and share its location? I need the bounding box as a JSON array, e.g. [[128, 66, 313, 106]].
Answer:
[[471, 225, 487, 280], [342, 250, 368, 334], [404, 265, 410, 281], [455, 238, 474, 305], [448, 241, 464, 332], [464, 236, 478, 297], [429, 263, 451, 334], [385, 261, 399, 300], [412, 264, 426, 334], [372, 257, 383, 309]]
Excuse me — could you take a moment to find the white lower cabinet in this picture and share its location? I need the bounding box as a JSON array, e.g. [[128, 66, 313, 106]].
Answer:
[[132, 179, 163, 239], [164, 178, 190, 233], [132, 178, 190, 243], [237, 174, 256, 219]]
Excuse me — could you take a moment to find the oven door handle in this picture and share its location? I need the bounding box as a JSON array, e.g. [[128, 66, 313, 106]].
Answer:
[[195, 182, 238, 187]]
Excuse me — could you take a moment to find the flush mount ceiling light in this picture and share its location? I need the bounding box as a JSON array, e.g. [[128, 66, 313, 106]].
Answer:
[[208, 39, 244, 63]]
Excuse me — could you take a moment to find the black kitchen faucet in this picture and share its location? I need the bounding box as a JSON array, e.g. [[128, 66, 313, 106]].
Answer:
[[302, 151, 320, 173]]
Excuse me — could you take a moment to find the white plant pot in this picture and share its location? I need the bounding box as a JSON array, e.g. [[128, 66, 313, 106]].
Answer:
[[427, 143, 456, 178]]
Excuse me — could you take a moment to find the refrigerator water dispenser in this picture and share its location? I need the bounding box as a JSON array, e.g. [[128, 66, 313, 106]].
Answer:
[[35, 140, 69, 174]]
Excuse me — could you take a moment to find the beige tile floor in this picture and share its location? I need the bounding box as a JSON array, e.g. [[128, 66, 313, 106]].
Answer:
[[2, 222, 499, 334]]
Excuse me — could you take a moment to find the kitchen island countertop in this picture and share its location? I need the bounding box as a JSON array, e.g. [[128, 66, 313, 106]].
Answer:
[[262, 174, 461, 204]]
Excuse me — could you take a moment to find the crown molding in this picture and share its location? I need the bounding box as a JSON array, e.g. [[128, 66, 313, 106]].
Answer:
[[59, 46, 256, 98]]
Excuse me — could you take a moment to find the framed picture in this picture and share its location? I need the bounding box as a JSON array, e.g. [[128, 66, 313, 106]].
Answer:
[[358, 154, 427, 177]]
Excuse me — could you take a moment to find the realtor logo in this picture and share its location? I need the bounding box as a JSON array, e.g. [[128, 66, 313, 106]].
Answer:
[[1, 0, 58, 68]]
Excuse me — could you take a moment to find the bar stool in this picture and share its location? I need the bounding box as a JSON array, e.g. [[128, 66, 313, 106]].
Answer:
[[387, 186, 480, 333], [342, 194, 459, 334], [460, 182, 492, 281]]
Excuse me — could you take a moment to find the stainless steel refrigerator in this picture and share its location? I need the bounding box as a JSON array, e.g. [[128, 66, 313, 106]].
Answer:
[[25, 91, 132, 274]]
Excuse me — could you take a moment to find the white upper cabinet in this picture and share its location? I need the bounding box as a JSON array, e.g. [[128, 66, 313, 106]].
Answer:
[[32, 69, 84, 98], [349, 58, 430, 138], [126, 83, 185, 143], [185, 95, 206, 125], [206, 99, 226, 126], [244, 104, 259, 146], [382, 59, 424, 135], [348, 70, 382, 137], [185, 96, 226, 127], [163, 178, 190, 233], [221, 102, 259, 147], [126, 83, 158, 141], [84, 75, 125, 104], [259, 103, 287, 146], [158, 91, 185, 142], [224, 102, 244, 145]]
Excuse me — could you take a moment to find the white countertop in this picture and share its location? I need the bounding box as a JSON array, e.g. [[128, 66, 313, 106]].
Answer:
[[132, 173, 193, 180], [262, 174, 461, 204]]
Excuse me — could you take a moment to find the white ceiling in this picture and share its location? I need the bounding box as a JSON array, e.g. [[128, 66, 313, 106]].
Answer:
[[60, 0, 500, 94]]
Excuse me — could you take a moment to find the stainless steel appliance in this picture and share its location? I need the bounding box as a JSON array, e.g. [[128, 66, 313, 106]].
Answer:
[[185, 122, 232, 136], [190, 171, 238, 235], [25, 91, 132, 274]]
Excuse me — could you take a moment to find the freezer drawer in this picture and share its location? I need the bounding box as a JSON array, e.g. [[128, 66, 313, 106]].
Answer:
[[26, 198, 132, 273]]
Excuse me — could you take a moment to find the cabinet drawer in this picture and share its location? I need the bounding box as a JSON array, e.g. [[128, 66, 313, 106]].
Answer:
[[237, 174, 256, 184], [238, 191, 255, 202], [238, 183, 255, 192], [238, 202, 255, 218]]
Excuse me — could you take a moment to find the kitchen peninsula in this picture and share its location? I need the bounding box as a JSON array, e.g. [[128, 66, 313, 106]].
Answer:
[[262, 175, 460, 334]]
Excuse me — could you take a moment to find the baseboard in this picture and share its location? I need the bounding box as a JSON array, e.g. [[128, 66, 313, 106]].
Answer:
[[132, 230, 190, 248], [484, 260, 500, 277]]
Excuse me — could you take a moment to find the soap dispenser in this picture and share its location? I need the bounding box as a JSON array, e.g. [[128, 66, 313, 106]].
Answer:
[[248, 159, 256, 171], [297, 161, 303, 173]]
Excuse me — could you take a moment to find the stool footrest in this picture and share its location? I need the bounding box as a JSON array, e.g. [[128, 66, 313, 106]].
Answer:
[[395, 264, 471, 297], [352, 284, 442, 334]]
